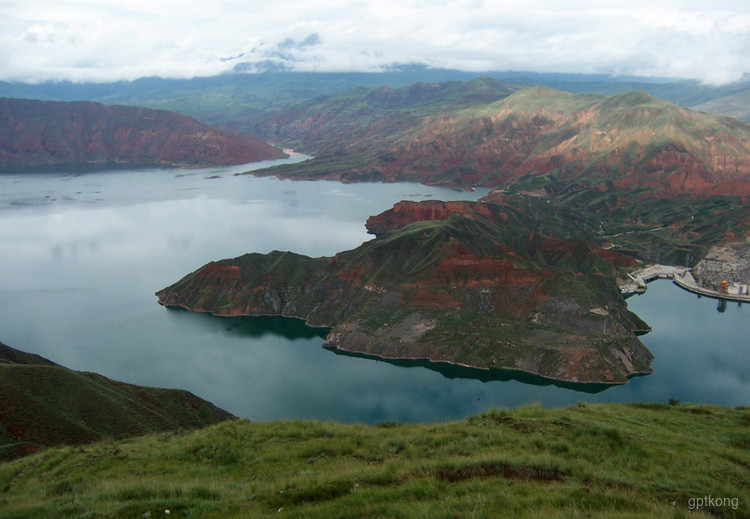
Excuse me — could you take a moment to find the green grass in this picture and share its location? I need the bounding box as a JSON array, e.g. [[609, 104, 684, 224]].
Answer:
[[1, 403, 748, 518]]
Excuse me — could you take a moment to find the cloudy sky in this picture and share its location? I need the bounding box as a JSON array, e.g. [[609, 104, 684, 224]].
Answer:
[[1, 0, 749, 84]]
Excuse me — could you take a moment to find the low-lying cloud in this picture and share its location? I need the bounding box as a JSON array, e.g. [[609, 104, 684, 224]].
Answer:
[[1, 0, 749, 84]]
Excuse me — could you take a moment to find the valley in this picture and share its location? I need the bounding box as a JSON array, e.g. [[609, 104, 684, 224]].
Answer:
[[1, 73, 749, 464], [2, 3, 750, 516]]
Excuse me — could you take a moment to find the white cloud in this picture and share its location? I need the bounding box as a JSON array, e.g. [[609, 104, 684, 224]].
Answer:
[[1, 0, 749, 84]]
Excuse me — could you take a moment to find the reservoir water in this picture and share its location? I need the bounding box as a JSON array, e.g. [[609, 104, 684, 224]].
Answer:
[[0, 159, 748, 423]]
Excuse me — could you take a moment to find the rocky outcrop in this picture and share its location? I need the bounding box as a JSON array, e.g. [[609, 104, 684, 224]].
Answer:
[[365, 200, 494, 236], [157, 197, 653, 385], [0, 98, 287, 167]]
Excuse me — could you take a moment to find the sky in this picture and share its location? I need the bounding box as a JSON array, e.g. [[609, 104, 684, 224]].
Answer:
[[1, 0, 749, 85]]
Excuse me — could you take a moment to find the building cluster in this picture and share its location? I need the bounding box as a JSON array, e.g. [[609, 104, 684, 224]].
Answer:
[[718, 280, 750, 296]]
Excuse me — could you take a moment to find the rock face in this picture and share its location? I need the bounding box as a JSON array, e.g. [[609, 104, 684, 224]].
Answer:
[[157, 196, 653, 385], [0, 98, 287, 167], [0, 341, 234, 460]]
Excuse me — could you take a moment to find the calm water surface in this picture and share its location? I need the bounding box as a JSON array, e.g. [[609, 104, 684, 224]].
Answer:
[[0, 160, 747, 422]]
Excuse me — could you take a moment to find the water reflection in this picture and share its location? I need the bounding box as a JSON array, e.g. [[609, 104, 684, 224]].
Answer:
[[166, 308, 329, 341], [324, 348, 615, 394], [153, 278, 749, 422]]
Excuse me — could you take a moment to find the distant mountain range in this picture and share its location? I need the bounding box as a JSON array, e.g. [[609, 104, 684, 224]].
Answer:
[[250, 78, 750, 196], [0, 341, 233, 460], [0, 98, 286, 168], [2, 70, 748, 129]]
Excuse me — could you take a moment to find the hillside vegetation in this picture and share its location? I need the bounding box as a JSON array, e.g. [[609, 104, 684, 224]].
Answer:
[[0, 342, 234, 461], [244, 78, 750, 266], [1, 403, 748, 518]]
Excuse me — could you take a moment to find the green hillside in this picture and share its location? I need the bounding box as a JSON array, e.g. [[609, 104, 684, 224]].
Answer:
[[1, 403, 748, 518], [0, 342, 234, 461]]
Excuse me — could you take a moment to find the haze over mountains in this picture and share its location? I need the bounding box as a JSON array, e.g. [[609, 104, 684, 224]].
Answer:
[[2, 69, 750, 129]]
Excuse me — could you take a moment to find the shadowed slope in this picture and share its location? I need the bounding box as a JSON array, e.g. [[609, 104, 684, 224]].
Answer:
[[0, 342, 234, 460]]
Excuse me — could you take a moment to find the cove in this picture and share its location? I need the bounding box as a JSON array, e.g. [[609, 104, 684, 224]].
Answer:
[[0, 161, 748, 423]]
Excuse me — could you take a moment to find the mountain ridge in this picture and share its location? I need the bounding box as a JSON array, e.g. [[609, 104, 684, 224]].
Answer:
[[0, 98, 286, 168], [249, 82, 750, 194]]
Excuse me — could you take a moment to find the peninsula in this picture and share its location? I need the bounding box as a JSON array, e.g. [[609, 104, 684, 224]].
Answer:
[[157, 196, 653, 385]]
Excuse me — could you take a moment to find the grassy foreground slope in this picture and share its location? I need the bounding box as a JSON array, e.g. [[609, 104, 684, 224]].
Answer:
[[0, 403, 748, 518]]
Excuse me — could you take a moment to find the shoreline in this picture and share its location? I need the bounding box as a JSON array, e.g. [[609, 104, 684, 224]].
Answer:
[[322, 342, 649, 388], [159, 302, 645, 387]]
